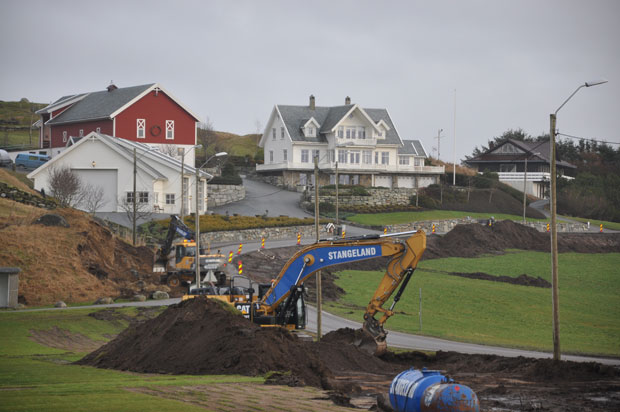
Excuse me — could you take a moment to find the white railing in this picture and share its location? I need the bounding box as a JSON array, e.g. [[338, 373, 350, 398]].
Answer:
[[334, 137, 377, 147], [256, 161, 445, 174], [497, 172, 551, 181]]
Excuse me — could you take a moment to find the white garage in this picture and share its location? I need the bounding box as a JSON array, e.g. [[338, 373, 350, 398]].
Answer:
[[74, 169, 118, 212], [397, 176, 415, 188], [374, 175, 392, 188]]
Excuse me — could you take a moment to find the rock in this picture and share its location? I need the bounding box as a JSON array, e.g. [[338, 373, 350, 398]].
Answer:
[[151, 291, 169, 300], [132, 294, 146, 302], [54, 301, 67, 308], [16, 303, 26, 309], [94, 297, 114, 305], [34, 214, 69, 228]]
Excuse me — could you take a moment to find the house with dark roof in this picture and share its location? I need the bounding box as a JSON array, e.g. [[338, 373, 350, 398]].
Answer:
[[464, 139, 576, 198], [257, 95, 444, 189], [36, 83, 201, 165]]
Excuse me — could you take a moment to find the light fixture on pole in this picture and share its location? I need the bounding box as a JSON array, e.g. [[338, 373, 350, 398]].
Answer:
[[522, 151, 540, 224], [180, 144, 202, 220], [549, 78, 607, 361], [195, 151, 227, 290]]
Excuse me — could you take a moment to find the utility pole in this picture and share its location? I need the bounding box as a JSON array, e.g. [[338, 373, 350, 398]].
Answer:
[[335, 161, 339, 225], [195, 163, 201, 290], [314, 155, 322, 342], [132, 147, 137, 246], [453, 89, 457, 186], [550, 113, 560, 361], [435, 129, 443, 161], [180, 147, 185, 220]]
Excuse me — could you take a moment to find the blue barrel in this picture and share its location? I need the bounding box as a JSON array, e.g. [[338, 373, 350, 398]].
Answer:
[[389, 368, 480, 412]]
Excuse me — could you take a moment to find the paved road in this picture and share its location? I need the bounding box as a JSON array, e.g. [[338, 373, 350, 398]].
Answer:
[[211, 178, 309, 218], [11, 298, 618, 365]]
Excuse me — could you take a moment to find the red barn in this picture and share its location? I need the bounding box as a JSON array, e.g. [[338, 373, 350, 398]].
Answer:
[[36, 83, 201, 161]]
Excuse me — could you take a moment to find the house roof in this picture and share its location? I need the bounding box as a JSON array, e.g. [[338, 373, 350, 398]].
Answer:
[[398, 140, 428, 156], [45, 84, 155, 125], [466, 139, 576, 168], [28, 132, 212, 180], [274, 103, 403, 146]]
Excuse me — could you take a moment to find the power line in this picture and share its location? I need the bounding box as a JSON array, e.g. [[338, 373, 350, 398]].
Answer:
[[557, 132, 620, 146]]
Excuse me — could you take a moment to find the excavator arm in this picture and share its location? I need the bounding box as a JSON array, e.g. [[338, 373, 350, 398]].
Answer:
[[256, 230, 426, 351]]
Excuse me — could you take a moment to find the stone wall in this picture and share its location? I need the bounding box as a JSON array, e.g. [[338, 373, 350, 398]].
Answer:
[[207, 184, 245, 207], [199, 224, 325, 245], [0, 182, 56, 209], [385, 218, 589, 233], [308, 188, 416, 207]]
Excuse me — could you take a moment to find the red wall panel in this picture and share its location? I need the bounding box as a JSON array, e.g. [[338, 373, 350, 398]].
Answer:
[[115, 90, 197, 145], [50, 119, 113, 148]]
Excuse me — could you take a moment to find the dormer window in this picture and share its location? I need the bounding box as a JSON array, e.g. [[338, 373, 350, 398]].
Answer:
[[305, 127, 315, 137]]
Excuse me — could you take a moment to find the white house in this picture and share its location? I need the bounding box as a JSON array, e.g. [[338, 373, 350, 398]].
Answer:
[[27, 132, 211, 214], [256, 95, 444, 189]]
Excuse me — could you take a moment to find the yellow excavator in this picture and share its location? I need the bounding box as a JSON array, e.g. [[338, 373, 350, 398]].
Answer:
[[186, 229, 426, 354]]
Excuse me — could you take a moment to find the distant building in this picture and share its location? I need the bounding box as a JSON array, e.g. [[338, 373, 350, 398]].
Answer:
[[27, 132, 211, 214], [464, 139, 576, 198], [36, 83, 200, 166], [256, 95, 444, 190]]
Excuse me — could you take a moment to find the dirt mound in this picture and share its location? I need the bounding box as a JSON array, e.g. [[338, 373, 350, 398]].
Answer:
[[423, 269, 551, 288], [0, 207, 158, 306]]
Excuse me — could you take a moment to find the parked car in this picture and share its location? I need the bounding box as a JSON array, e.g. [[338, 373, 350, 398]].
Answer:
[[15, 153, 50, 169], [0, 149, 12, 167]]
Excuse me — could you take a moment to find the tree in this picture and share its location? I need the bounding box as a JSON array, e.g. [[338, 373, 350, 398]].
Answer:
[[157, 144, 180, 159], [118, 193, 152, 239], [468, 128, 538, 158], [48, 166, 82, 207], [197, 116, 216, 164], [79, 184, 107, 214]]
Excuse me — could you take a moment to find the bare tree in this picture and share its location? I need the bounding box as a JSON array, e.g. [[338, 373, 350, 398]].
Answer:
[[80, 184, 107, 214], [197, 116, 216, 163], [118, 193, 152, 232], [157, 144, 180, 159], [48, 166, 82, 207]]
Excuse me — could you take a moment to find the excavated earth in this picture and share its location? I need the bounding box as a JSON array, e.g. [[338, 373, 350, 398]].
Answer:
[[78, 220, 620, 411]]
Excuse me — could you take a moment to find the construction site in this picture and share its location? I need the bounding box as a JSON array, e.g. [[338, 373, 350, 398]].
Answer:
[[0, 194, 620, 411]]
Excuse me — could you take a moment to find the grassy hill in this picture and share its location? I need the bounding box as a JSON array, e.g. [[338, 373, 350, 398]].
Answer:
[[0, 99, 45, 148]]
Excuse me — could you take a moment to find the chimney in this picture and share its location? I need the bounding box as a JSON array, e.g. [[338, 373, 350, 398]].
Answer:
[[345, 96, 351, 105], [309, 95, 315, 110], [107, 81, 117, 92]]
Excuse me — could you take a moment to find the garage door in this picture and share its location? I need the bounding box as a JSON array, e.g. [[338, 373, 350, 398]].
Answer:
[[0, 275, 7, 307], [374, 175, 392, 188], [74, 169, 118, 212], [397, 176, 414, 188]]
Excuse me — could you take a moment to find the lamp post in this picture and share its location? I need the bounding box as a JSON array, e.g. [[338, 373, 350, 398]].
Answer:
[[195, 151, 227, 290], [180, 144, 202, 220], [522, 151, 540, 224], [549, 79, 607, 361]]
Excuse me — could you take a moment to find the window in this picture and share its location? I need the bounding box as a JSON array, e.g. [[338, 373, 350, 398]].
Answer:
[[337, 126, 344, 138], [306, 127, 314, 137], [381, 152, 389, 165], [414, 158, 421, 167], [375, 152, 379, 164], [312, 149, 320, 161], [137, 119, 145, 138], [280, 127, 285, 139], [339, 174, 350, 185], [346, 128, 351, 139], [269, 150, 274, 163], [166, 120, 174, 140], [272, 128, 276, 140], [330, 174, 336, 184], [299, 173, 307, 185], [165, 193, 175, 204], [351, 128, 356, 139], [126, 191, 148, 204], [338, 149, 347, 164], [79, 129, 84, 137], [358, 127, 365, 139], [283, 149, 287, 161], [96, 127, 101, 133], [399, 156, 410, 165], [301, 149, 309, 163], [349, 150, 360, 164], [62, 131, 67, 142], [352, 175, 359, 185], [363, 150, 372, 164]]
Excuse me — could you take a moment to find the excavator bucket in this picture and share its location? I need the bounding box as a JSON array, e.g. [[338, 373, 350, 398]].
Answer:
[[362, 316, 388, 356]]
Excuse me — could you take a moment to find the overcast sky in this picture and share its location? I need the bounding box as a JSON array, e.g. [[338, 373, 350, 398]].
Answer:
[[1, 0, 618, 162]]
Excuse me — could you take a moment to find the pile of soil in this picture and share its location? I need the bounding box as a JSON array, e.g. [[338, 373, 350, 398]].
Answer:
[[0, 207, 158, 305], [79, 299, 620, 411]]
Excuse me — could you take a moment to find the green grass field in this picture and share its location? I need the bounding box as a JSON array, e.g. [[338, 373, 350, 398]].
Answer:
[[326, 251, 620, 357], [0, 307, 261, 412], [562, 216, 620, 231], [346, 210, 547, 226]]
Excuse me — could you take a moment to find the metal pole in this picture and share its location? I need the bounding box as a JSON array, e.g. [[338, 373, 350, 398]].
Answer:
[[314, 155, 322, 341], [335, 161, 339, 225], [550, 113, 560, 361], [419, 288, 422, 331], [180, 148, 185, 220], [453, 89, 457, 186], [523, 155, 528, 224], [195, 164, 201, 290], [132, 147, 137, 245]]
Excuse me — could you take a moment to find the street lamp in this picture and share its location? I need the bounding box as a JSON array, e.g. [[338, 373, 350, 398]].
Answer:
[[549, 79, 607, 361], [522, 151, 540, 224], [195, 151, 227, 290], [179, 144, 202, 220]]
